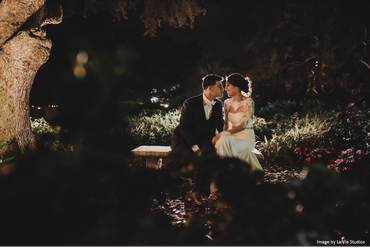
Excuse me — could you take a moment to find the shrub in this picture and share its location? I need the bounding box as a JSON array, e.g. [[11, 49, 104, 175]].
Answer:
[[127, 108, 181, 146], [30, 118, 72, 153], [256, 115, 332, 158], [328, 101, 370, 152], [253, 116, 272, 141], [0, 141, 15, 166], [30, 117, 58, 136], [327, 148, 367, 172]]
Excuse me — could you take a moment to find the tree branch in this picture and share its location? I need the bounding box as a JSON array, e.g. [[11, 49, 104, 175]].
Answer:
[[0, 0, 46, 46], [279, 56, 316, 72], [360, 59, 370, 70]]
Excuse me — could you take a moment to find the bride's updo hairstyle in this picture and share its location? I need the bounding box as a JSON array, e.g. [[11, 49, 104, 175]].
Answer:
[[226, 73, 252, 97]]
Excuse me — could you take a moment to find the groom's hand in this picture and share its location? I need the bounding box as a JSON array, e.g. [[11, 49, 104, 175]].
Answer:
[[192, 145, 202, 157], [194, 149, 202, 157]]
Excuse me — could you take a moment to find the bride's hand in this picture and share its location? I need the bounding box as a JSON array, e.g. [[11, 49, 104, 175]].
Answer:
[[212, 133, 221, 145]]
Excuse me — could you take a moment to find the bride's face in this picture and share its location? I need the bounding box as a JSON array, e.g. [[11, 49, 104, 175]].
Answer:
[[225, 82, 239, 97]]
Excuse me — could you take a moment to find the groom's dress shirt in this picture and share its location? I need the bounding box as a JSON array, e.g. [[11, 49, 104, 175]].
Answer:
[[203, 93, 216, 120], [191, 94, 216, 152]]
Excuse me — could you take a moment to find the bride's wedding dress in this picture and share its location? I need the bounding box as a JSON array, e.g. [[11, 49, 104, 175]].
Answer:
[[215, 97, 264, 172]]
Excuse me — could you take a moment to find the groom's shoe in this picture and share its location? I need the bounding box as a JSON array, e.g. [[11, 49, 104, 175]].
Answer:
[[187, 191, 203, 206]]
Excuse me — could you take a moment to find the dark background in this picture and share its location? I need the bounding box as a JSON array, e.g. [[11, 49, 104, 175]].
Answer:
[[31, 0, 370, 109]]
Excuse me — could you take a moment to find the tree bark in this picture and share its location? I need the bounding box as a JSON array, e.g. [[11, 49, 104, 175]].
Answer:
[[0, 0, 62, 157]]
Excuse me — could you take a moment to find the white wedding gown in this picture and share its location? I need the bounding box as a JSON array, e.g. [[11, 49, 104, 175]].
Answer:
[[215, 97, 264, 172]]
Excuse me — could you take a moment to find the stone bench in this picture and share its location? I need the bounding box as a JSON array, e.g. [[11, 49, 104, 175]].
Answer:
[[131, 145, 172, 169], [131, 145, 264, 169]]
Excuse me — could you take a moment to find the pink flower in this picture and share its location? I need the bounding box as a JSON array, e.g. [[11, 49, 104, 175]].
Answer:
[[304, 148, 308, 154], [356, 150, 365, 156], [335, 159, 343, 164], [295, 147, 301, 151], [305, 157, 311, 162], [348, 102, 355, 108], [317, 154, 322, 158], [344, 167, 349, 171]]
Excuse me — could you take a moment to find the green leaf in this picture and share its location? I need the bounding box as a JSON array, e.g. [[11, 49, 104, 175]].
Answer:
[[0, 140, 10, 149], [0, 157, 15, 164]]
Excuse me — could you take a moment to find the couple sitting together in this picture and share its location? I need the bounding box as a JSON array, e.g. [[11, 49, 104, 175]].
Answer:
[[171, 73, 264, 204]]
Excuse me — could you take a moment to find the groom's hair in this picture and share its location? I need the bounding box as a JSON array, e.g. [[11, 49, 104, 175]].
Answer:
[[202, 74, 224, 90]]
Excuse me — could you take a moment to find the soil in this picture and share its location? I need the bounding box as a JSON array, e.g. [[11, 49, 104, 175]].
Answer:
[[124, 156, 307, 235]]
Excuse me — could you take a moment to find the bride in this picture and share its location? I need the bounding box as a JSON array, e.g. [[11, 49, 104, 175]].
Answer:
[[212, 73, 264, 172]]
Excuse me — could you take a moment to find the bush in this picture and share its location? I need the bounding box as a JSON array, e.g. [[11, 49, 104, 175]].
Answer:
[[30, 118, 73, 153], [30, 117, 58, 136], [256, 115, 332, 158], [126, 108, 180, 146], [328, 101, 370, 152]]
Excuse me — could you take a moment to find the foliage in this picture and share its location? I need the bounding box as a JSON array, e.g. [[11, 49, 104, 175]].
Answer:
[[126, 99, 370, 165], [0, 149, 184, 245], [31, 117, 58, 136], [2, 96, 370, 245], [328, 148, 367, 172], [256, 115, 332, 159], [295, 147, 336, 164], [255, 99, 335, 121], [169, 155, 370, 245], [253, 116, 272, 141], [242, 0, 370, 100], [256, 99, 370, 160], [57, 0, 205, 37], [126, 108, 272, 146], [328, 101, 370, 152], [30, 118, 73, 153], [0, 140, 10, 150], [294, 145, 368, 173], [126, 108, 181, 146], [0, 141, 15, 166]]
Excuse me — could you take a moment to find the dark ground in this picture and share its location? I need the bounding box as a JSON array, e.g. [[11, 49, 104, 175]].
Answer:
[[124, 156, 306, 236]]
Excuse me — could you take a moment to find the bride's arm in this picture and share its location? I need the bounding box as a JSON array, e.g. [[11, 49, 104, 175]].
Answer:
[[212, 99, 229, 144], [223, 100, 229, 131], [221, 98, 254, 135]]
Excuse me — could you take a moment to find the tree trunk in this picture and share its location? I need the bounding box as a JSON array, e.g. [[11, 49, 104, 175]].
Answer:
[[0, 0, 62, 158]]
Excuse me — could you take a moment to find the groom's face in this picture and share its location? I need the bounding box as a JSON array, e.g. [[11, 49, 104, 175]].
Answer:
[[210, 81, 224, 98]]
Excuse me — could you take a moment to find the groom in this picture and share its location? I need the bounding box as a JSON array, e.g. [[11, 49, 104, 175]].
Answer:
[[171, 74, 224, 156], [171, 74, 224, 204]]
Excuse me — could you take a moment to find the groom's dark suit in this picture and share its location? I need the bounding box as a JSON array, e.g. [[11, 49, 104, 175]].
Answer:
[[171, 94, 224, 155]]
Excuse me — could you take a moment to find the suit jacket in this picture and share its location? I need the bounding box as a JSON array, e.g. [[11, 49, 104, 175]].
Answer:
[[171, 94, 224, 149]]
